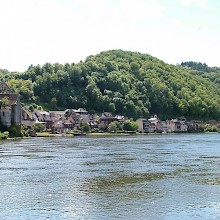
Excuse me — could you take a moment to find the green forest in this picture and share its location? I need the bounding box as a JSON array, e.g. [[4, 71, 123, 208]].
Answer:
[[1, 50, 220, 120]]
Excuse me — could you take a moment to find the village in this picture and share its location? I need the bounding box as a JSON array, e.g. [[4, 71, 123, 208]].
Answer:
[[22, 108, 220, 134], [0, 81, 219, 136]]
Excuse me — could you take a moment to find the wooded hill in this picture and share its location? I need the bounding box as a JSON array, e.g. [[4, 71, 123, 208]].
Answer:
[[1, 50, 220, 120]]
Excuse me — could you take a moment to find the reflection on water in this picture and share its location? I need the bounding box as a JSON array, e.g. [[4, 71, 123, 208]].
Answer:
[[0, 134, 220, 219]]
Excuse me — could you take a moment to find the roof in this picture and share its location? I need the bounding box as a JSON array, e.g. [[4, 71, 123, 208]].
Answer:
[[0, 81, 13, 93], [99, 117, 118, 122], [0, 93, 20, 105], [34, 110, 50, 115], [74, 108, 88, 113], [22, 108, 33, 120], [136, 118, 148, 122], [49, 111, 65, 115]]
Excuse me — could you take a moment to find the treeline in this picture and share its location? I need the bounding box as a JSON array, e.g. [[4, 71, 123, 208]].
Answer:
[[181, 61, 219, 72], [1, 50, 220, 120], [181, 61, 220, 86]]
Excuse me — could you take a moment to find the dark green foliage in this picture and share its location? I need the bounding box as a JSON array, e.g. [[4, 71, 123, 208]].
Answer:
[[1, 50, 220, 120], [109, 121, 123, 133], [33, 123, 46, 132], [7, 79, 34, 102], [8, 124, 22, 137], [181, 61, 220, 90], [0, 122, 8, 133], [0, 131, 9, 140], [201, 124, 218, 132], [81, 122, 90, 133], [123, 120, 138, 132], [181, 61, 210, 72]]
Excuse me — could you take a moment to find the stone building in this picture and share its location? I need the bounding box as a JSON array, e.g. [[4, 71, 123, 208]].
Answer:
[[0, 82, 22, 127]]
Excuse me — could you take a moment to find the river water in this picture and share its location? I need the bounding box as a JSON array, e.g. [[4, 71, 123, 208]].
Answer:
[[0, 134, 220, 220]]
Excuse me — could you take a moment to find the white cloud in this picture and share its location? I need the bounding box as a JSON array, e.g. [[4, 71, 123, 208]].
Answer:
[[180, 0, 207, 8]]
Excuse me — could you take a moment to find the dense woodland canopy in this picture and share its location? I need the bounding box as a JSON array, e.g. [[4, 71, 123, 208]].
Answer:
[[1, 50, 220, 120]]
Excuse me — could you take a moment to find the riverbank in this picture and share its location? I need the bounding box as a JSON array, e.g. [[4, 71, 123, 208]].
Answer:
[[35, 131, 217, 138], [2, 131, 218, 140], [36, 132, 73, 137], [35, 132, 134, 138]]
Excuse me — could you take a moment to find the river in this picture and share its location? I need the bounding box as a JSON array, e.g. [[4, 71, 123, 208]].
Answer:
[[0, 134, 220, 219]]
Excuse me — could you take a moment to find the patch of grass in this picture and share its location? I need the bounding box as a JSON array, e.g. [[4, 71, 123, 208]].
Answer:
[[36, 132, 58, 137], [36, 132, 74, 137]]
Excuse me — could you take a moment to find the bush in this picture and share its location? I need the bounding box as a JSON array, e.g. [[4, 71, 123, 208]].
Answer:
[[0, 131, 9, 139], [203, 124, 218, 132], [109, 121, 122, 133], [91, 128, 100, 133], [8, 124, 22, 137], [81, 122, 90, 133], [123, 120, 138, 132], [33, 123, 46, 132]]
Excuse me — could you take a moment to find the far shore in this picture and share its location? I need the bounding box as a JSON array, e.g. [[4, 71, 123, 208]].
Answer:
[[1, 131, 218, 141], [35, 132, 136, 137], [33, 131, 217, 138]]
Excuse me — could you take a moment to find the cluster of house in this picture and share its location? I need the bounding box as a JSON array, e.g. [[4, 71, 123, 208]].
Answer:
[[137, 116, 202, 133], [22, 109, 220, 134], [22, 109, 126, 134], [0, 81, 220, 134]]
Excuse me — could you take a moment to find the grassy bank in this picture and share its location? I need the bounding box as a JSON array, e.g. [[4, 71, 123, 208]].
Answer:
[[36, 132, 73, 137]]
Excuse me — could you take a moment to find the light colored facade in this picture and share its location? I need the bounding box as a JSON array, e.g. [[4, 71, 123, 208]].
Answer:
[[161, 121, 168, 133], [167, 119, 188, 132], [73, 108, 90, 122], [137, 117, 188, 133], [136, 118, 146, 133], [136, 118, 156, 133]]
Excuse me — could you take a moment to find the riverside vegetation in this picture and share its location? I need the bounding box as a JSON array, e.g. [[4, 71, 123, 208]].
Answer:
[[1, 50, 220, 127]]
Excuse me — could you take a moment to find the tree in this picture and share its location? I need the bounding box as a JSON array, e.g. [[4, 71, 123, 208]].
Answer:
[[81, 121, 90, 133], [109, 122, 118, 133], [29, 105, 34, 112], [108, 102, 115, 113], [109, 121, 122, 133], [123, 120, 138, 132], [7, 79, 34, 101], [33, 123, 46, 132], [0, 97, 9, 109], [51, 97, 57, 110], [3, 50, 220, 120], [130, 61, 140, 73], [203, 124, 218, 132]]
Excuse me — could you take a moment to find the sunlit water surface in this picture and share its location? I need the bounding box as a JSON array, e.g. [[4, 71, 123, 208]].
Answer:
[[0, 134, 220, 219]]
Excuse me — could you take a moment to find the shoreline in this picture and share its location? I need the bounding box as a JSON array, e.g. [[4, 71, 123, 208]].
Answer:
[[1, 131, 218, 141], [36, 131, 218, 138]]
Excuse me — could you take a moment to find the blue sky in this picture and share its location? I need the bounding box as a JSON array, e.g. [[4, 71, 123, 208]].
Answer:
[[0, 0, 219, 72]]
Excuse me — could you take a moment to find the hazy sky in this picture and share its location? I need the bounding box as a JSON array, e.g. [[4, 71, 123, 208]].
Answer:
[[0, 0, 219, 72]]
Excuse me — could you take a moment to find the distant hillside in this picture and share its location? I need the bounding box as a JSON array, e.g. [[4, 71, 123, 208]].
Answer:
[[2, 50, 220, 120], [181, 61, 220, 86], [181, 61, 220, 72]]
